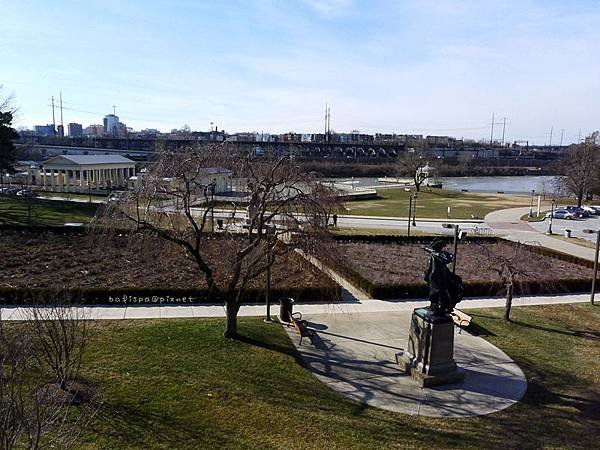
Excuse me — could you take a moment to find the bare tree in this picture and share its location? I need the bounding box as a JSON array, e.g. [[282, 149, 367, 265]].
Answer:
[[557, 132, 600, 207], [98, 143, 335, 338], [395, 144, 433, 192], [0, 301, 96, 450], [486, 246, 520, 322], [26, 301, 88, 391]]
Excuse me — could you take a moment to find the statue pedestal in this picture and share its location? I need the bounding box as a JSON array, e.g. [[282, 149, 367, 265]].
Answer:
[[397, 307, 464, 387]]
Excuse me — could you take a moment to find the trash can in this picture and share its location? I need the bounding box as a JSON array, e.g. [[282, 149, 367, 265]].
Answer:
[[279, 297, 295, 323], [565, 229, 572, 238]]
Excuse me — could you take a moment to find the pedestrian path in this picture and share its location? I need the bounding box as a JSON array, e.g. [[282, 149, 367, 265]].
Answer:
[[485, 207, 597, 261], [0, 293, 590, 321], [285, 310, 527, 417]]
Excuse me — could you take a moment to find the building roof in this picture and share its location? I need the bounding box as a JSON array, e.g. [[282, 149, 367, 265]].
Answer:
[[43, 155, 135, 166]]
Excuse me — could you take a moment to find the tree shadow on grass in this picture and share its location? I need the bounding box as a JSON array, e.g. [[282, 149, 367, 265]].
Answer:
[[510, 320, 600, 341], [92, 401, 246, 449], [234, 332, 297, 358]]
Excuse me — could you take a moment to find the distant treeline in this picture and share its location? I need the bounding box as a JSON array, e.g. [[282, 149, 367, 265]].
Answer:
[[300, 159, 557, 178]]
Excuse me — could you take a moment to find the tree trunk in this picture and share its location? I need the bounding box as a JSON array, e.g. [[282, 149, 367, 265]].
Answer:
[[577, 192, 584, 207], [224, 300, 239, 339], [503, 282, 514, 322]]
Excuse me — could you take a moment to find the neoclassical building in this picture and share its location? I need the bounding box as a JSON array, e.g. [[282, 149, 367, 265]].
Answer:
[[31, 155, 136, 192]]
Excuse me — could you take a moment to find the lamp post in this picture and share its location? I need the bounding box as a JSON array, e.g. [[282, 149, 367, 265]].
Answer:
[[546, 199, 556, 235], [208, 181, 216, 232], [529, 189, 535, 218], [443, 223, 463, 273], [264, 224, 276, 322], [583, 229, 599, 305], [407, 194, 413, 237], [412, 192, 418, 227]]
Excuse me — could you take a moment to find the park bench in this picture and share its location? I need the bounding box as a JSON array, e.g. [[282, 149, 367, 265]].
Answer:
[[289, 312, 315, 345], [450, 308, 472, 333]]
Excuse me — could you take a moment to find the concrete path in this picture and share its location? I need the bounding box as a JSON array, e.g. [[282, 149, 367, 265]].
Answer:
[[485, 207, 598, 261], [285, 310, 527, 417], [0, 293, 590, 321]]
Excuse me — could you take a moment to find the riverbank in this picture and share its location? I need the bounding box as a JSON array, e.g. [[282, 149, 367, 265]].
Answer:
[[344, 188, 539, 219], [300, 160, 556, 178]]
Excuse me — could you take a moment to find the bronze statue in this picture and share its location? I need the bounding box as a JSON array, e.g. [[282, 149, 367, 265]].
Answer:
[[423, 239, 464, 316]]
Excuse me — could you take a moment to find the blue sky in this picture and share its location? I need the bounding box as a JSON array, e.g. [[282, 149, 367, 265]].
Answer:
[[1, 0, 599, 143]]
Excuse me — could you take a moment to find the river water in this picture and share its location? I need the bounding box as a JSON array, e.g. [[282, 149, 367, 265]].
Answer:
[[329, 175, 556, 194]]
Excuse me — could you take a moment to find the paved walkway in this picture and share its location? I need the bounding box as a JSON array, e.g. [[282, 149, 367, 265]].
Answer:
[[285, 310, 527, 417], [0, 293, 590, 321], [485, 207, 597, 261]]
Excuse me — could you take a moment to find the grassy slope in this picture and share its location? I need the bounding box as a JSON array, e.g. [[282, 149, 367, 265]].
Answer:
[[0, 196, 99, 226], [345, 188, 533, 219], [77, 304, 600, 449]]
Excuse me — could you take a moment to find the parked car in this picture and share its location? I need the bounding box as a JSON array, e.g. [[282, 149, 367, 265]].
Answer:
[[546, 209, 576, 220], [563, 206, 590, 218], [0, 187, 19, 196], [16, 189, 36, 198], [582, 205, 600, 215]]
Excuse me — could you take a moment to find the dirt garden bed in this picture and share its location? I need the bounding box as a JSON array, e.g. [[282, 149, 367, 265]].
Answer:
[[334, 237, 593, 299], [0, 229, 339, 303]]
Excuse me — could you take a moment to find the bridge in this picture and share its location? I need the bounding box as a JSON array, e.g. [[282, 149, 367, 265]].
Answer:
[[17, 136, 561, 163]]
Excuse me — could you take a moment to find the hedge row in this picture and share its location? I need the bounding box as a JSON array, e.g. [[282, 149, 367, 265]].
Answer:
[[0, 285, 342, 306], [332, 234, 499, 245], [328, 235, 594, 300]]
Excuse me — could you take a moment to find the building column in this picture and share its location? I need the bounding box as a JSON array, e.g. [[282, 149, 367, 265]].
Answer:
[[50, 169, 55, 189]]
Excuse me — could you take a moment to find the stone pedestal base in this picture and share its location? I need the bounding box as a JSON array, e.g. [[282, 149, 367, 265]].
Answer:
[[397, 307, 464, 388]]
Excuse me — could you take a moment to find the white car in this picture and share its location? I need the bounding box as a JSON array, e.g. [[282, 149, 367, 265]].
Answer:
[[583, 205, 600, 215]]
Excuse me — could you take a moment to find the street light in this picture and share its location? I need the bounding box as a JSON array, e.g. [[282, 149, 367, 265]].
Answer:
[[583, 228, 599, 305], [407, 194, 414, 237], [546, 199, 556, 235], [412, 192, 418, 227], [529, 189, 535, 218], [264, 224, 276, 322], [442, 223, 466, 273]]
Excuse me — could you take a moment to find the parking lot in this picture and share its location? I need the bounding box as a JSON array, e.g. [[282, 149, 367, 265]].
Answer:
[[528, 214, 600, 243]]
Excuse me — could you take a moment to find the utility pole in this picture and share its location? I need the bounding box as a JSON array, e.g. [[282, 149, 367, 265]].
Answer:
[[560, 129, 565, 146], [51, 96, 56, 136], [59, 91, 64, 131], [549, 126, 553, 147], [324, 102, 328, 142], [327, 105, 331, 140], [489, 112, 495, 146], [501, 117, 507, 146]]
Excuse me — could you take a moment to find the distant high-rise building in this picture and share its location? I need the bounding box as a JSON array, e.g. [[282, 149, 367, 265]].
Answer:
[[83, 124, 104, 137], [57, 124, 64, 137], [34, 124, 55, 136], [103, 114, 120, 136], [68, 123, 83, 137]]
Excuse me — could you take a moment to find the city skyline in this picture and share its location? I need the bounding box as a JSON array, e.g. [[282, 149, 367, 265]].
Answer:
[[2, 0, 599, 143]]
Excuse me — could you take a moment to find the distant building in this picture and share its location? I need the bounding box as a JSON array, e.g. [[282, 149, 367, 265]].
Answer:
[[83, 124, 104, 137], [30, 155, 137, 193], [34, 125, 55, 136], [103, 114, 120, 136], [68, 123, 83, 137], [56, 124, 64, 137]]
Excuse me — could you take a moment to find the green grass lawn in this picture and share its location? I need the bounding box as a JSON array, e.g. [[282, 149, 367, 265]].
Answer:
[[37, 191, 108, 201], [74, 303, 599, 449], [345, 188, 534, 219], [0, 196, 99, 226]]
